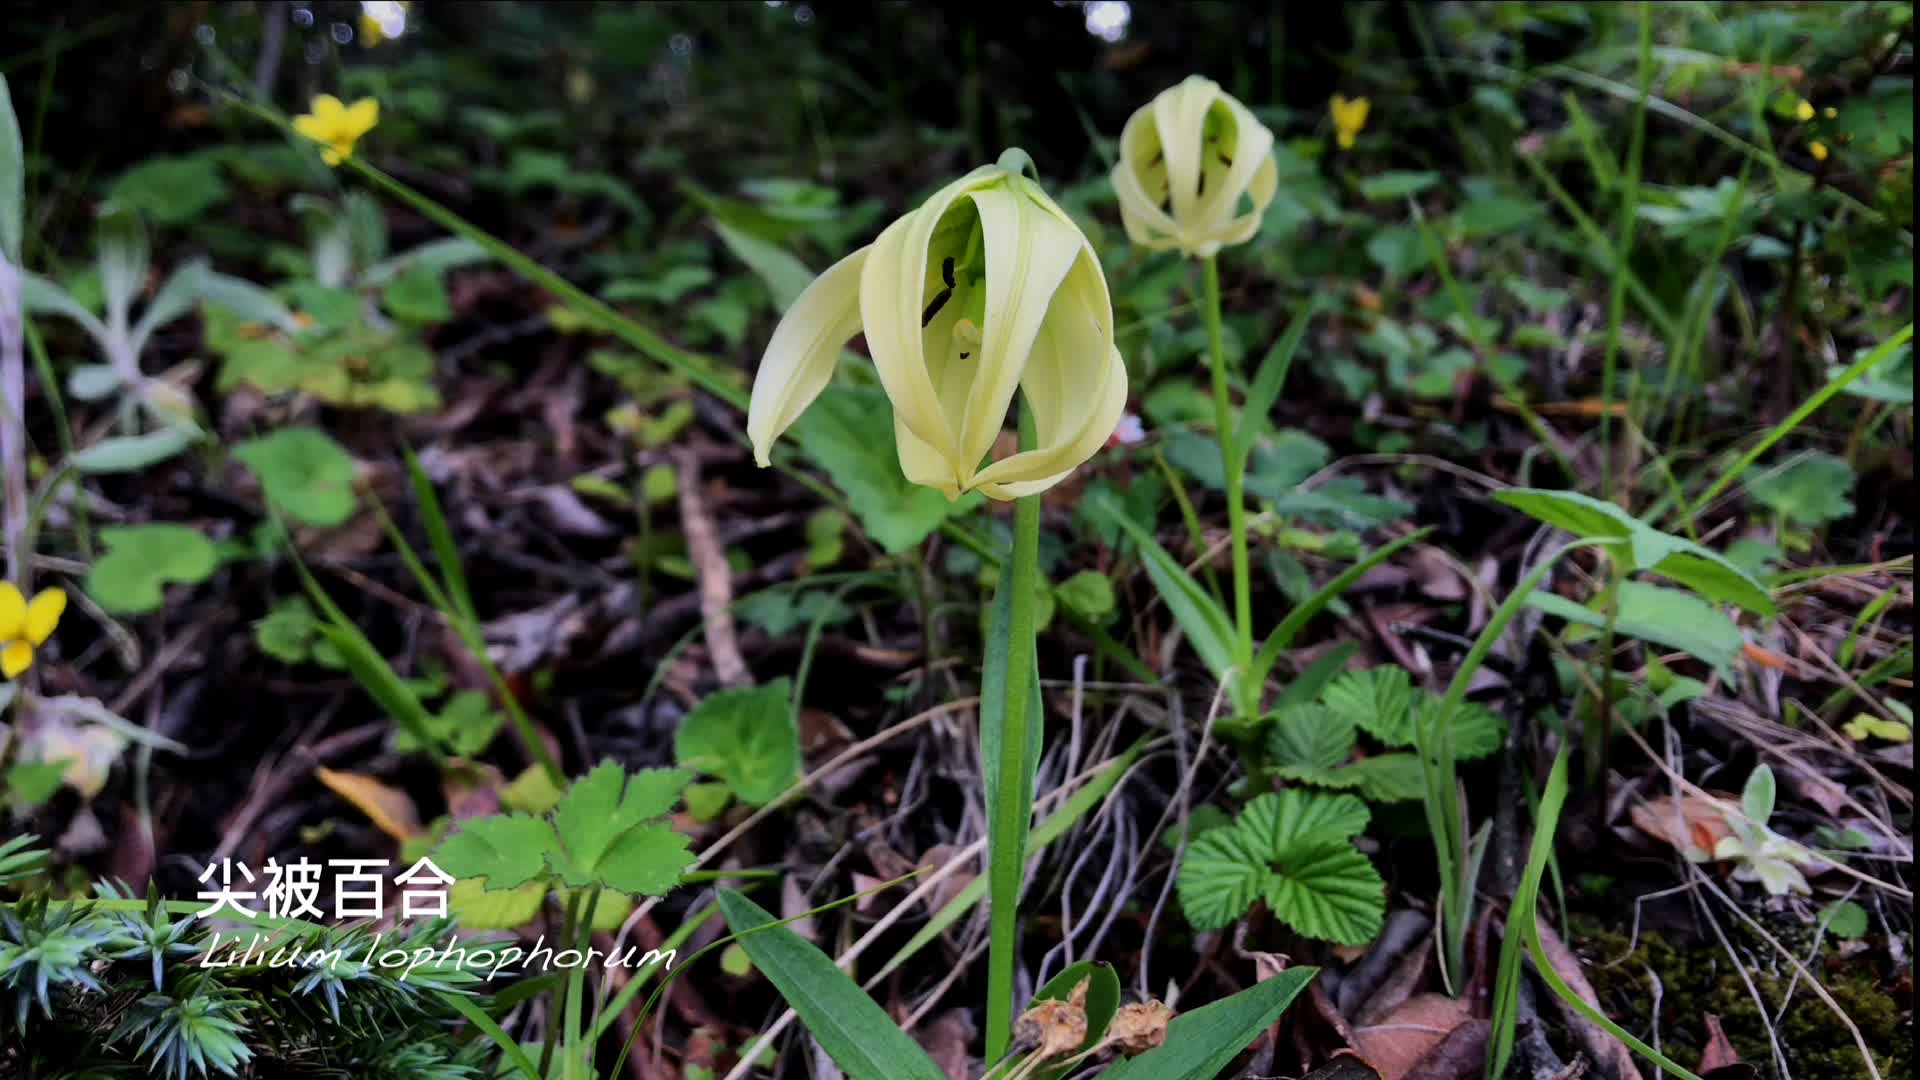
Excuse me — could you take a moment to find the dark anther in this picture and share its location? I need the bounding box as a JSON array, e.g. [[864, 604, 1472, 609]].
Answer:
[[959, 352, 971, 360], [921, 257, 957, 326]]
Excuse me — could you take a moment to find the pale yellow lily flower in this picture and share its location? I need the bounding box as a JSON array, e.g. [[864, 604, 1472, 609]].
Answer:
[[292, 94, 380, 166], [1109, 76, 1278, 258], [1330, 94, 1371, 150], [747, 163, 1127, 501], [0, 582, 66, 678]]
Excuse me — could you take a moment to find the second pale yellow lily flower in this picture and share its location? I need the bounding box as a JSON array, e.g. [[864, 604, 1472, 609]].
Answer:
[[1330, 94, 1371, 150], [1109, 75, 1278, 258], [747, 162, 1127, 501], [292, 94, 379, 166], [0, 582, 66, 678]]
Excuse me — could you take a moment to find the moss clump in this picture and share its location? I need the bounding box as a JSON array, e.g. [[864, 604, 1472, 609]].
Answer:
[[1571, 914, 1910, 1078]]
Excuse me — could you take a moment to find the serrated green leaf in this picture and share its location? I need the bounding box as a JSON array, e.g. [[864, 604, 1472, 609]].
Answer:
[[1263, 705, 1355, 773], [717, 890, 946, 1080], [1322, 667, 1416, 745], [1238, 789, 1371, 852], [548, 762, 693, 895], [1261, 839, 1386, 945], [673, 682, 799, 807], [1177, 826, 1271, 930], [1334, 753, 1427, 801], [1179, 790, 1378, 938], [1416, 696, 1506, 760], [1743, 451, 1856, 527], [434, 815, 560, 890]]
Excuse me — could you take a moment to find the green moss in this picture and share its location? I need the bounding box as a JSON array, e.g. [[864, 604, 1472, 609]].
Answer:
[[1570, 915, 1910, 1077]]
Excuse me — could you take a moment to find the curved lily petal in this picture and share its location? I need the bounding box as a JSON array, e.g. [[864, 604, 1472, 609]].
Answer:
[[1111, 76, 1277, 257], [861, 166, 1001, 462], [956, 183, 1084, 475], [971, 248, 1123, 497], [1153, 77, 1217, 226], [747, 245, 870, 465]]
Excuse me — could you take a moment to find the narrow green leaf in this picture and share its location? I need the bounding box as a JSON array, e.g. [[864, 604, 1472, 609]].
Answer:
[[70, 427, 200, 474], [716, 890, 946, 1080], [1233, 305, 1318, 477], [1100, 967, 1318, 1080], [1249, 528, 1432, 693], [0, 74, 22, 264], [1494, 488, 1774, 615], [1089, 490, 1236, 683]]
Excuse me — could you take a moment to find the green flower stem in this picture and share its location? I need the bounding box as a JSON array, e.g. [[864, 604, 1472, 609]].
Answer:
[[1201, 256, 1254, 701], [985, 409, 1043, 1061]]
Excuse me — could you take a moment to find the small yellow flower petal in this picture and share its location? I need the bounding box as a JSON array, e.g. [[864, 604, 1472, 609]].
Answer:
[[25, 588, 65, 646], [1, 640, 31, 679], [1330, 94, 1371, 151], [291, 113, 330, 143], [359, 12, 387, 46], [1810, 140, 1829, 162], [1795, 99, 1815, 121], [311, 93, 347, 122], [0, 582, 23, 641], [343, 98, 380, 138], [1823, 106, 1838, 119]]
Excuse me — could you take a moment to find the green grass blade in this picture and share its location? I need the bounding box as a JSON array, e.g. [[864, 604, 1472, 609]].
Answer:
[[440, 991, 540, 1078], [1248, 528, 1432, 694], [1489, 746, 1569, 1078], [715, 889, 946, 1080], [1689, 323, 1914, 516], [1091, 490, 1237, 686]]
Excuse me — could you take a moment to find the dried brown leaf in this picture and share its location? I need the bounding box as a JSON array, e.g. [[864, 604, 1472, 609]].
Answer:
[[1350, 993, 1473, 1080]]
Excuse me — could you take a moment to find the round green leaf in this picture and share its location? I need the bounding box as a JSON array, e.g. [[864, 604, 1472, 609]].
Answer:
[[86, 524, 219, 614], [233, 427, 358, 526]]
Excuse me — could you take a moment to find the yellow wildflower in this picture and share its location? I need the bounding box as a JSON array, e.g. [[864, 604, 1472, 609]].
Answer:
[[1810, 140, 1829, 162], [1823, 106, 1838, 120], [292, 94, 380, 166], [359, 12, 387, 46], [1330, 94, 1371, 150], [0, 582, 66, 679], [1795, 99, 1815, 121]]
